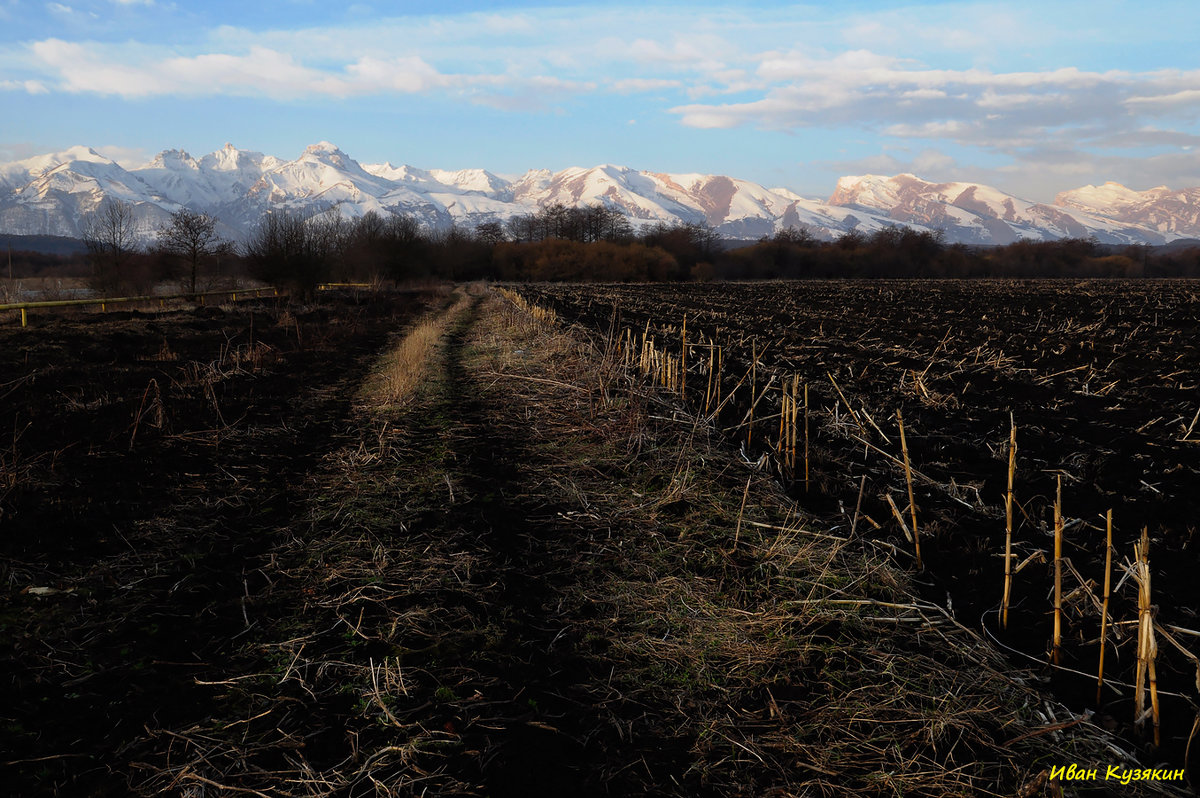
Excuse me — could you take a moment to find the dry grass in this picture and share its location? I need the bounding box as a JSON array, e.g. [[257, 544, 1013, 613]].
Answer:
[[360, 287, 471, 406], [506, 288, 1190, 797]]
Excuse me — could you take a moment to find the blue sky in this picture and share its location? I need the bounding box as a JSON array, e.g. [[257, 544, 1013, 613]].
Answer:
[[2, 0, 1199, 200]]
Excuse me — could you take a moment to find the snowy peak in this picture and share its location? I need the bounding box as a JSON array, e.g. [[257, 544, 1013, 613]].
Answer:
[[1055, 182, 1173, 215], [362, 161, 404, 180], [1056, 182, 1200, 236], [528, 164, 696, 224], [643, 172, 777, 234], [363, 162, 443, 188], [256, 142, 390, 202], [131, 145, 277, 209], [295, 142, 373, 180], [510, 168, 555, 200], [429, 167, 510, 197], [0, 146, 119, 189], [304, 140, 342, 154], [827, 173, 1173, 245], [147, 149, 199, 171], [27, 146, 115, 171], [831, 173, 956, 211], [198, 144, 279, 174], [301, 141, 353, 166]]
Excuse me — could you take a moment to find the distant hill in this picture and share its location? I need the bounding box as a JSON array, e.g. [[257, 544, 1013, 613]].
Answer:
[[2, 234, 88, 256], [1152, 238, 1200, 254]]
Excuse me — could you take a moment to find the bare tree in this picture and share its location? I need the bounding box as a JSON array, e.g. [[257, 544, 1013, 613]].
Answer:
[[83, 199, 138, 294], [502, 203, 632, 244], [158, 208, 223, 293], [473, 220, 507, 245], [244, 209, 334, 295]]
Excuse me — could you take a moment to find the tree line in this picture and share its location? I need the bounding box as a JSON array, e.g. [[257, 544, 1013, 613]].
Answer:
[[68, 200, 724, 293], [724, 227, 1200, 279], [13, 199, 1200, 294]]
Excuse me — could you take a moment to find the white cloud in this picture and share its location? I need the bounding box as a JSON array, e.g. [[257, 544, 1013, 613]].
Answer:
[[1094, 128, 1200, 148], [43, 1, 98, 20], [1126, 88, 1200, 112], [94, 144, 151, 167], [23, 26, 610, 106], [466, 75, 597, 112], [0, 79, 48, 94], [671, 55, 1184, 155], [975, 89, 1060, 109], [338, 54, 450, 93], [0, 144, 37, 162], [912, 149, 957, 174], [476, 12, 536, 36], [828, 152, 908, 176], [26, 38, 567, 100], [884, 120, 974, 138], [611, 77, 682, 93], [900, 89, 947, 100], [826, 148, 958, 181], [625, 35, 732, 74]]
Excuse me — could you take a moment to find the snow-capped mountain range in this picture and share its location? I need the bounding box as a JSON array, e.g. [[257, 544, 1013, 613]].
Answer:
[[2, 141, 1198, 246]]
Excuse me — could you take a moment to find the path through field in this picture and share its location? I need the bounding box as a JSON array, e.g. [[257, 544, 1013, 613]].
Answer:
[[345, 291, 639, 793]]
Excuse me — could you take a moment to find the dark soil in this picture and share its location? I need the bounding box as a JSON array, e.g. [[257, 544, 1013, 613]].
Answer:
[[0, 289, 439, 794]]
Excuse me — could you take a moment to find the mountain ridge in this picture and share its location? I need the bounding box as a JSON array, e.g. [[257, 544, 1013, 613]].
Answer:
[[1, 143, 1195, 246]]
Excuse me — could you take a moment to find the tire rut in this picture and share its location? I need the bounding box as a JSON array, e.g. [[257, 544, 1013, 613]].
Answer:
[[392, 294, 617, 796]]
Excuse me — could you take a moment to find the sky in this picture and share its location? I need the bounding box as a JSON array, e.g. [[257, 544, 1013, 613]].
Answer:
[[2, 0, 1199, 201]]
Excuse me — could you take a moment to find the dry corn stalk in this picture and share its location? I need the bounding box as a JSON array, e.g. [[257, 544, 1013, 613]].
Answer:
[[827, 371, 868, 439], [790, 375, 799, 475], [680, 314, 687, 397], [1133, 526, 1161, 746], [1002, 416, 1017, 629], [749, 337, 757, 446], [777, 383, 787, 462], [704, 338, 715, 416], [716, 343, 723, 410], [896, 409, 920, 570], [1096, 509, 1113, 704], [803, 382, 809, 492], [885, 493, 913, 545], [1052, 475, 1063, 666]]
